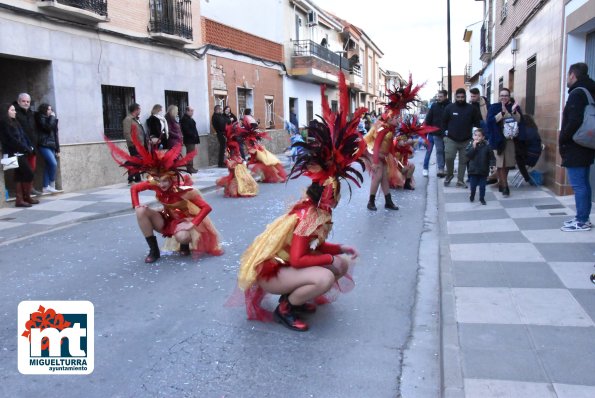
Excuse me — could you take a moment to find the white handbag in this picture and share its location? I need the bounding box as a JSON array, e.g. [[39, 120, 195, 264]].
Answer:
[[1, 155, 19, 170]]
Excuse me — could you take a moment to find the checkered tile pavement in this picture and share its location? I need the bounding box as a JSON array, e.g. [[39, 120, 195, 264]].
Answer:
[[440, 179, 595, 398]]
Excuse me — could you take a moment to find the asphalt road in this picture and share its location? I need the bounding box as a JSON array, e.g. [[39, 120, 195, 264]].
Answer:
[[0, 159, 432, 398]]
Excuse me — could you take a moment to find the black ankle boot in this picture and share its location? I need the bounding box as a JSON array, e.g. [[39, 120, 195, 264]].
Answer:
[[384, 194, 399, 210], [274, 296, 309, 331], [145, 236, 161, 263], [367, 194, 377, 211], [470, 191, 475, 202], [179, 243, 190, 256], [404, 179, 414, 190], [278, 294, 316, 313]]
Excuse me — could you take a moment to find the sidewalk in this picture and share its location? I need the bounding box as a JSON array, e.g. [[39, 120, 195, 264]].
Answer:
[[0, 154, 291, 245], [438, 173, 595, 397]]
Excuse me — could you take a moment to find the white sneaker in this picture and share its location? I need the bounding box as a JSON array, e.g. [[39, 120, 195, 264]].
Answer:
[[43, 186, 59, 194], [564, 218, 592, 228], [422, 169, 429, 177]]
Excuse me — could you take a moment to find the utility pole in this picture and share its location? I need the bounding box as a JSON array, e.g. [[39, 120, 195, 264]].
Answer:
[[446, 0, 452, 101]]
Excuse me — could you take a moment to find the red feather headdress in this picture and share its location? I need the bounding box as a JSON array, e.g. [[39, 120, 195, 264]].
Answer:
[[105, 128, 195, 183], [289, 72, 367, 205], [382, 74, 424, 119]]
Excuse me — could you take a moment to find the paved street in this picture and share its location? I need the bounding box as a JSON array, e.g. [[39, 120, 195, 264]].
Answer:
[[0, 152, 594, 398], [0, 155, 434, 397]]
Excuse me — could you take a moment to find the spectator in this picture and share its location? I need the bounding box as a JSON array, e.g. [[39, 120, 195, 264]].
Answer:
[[424, 89, 449, 177], [180, 106, 200, 174], [486, 88, 523, 197], [14, 93, 41, 197], [211, 105, 227, 167], [0, 103, 37, 207], [35, 103, 61, 193], [146, 104, 168, 149], [515, 114, 542, 185], [559, 62, 595, 232], [465, 128, 494, 205], [469, 87, 489, 125], [164, 105, 183, 150], [223, 106, 238, 125], [289, 107, 298, 131], [123, 103, 146, 184], [442, 88, 481, 188]]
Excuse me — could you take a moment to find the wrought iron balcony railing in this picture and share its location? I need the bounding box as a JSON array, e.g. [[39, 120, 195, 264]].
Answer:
[[39, 0, 107, 17], [149, 0, 193, 41], [293, 40, 349, 71]]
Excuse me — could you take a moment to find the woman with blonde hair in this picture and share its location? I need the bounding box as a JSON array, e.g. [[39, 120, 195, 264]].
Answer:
[[146, 104, 168, 148], [164, 105, 183, 150]]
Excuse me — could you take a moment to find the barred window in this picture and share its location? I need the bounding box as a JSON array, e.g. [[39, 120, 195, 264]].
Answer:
[[214, 95, 226, 110], [101, 85, 136, 139], [265, 96, 275, 129], [165, 90, 188, 119]]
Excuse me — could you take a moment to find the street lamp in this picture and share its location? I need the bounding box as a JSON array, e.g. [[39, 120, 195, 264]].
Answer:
[[438, 66, 445, 91]]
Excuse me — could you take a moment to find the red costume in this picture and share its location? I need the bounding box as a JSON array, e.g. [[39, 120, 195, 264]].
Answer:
[[215, 123, 259, 197], [106, 134, 223, 262], [235, 73, 366, 330]]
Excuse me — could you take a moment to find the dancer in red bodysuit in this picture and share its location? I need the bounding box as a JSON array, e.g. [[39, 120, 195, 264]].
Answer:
[[237, 73, 366, 331], [106, 136, 223, 263]]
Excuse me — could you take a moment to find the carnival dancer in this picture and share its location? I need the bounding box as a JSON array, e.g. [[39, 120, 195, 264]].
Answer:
[[388, 116, 439, 190], [243, 124, 287, 183], [215, 123, 259, 197], [236, 73, 366, 332], [364, 75, 424, 210], [106, 135, 223, 263]]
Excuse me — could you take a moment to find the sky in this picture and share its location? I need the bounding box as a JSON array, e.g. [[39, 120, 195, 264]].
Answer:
[[315, 0, 485, 100]]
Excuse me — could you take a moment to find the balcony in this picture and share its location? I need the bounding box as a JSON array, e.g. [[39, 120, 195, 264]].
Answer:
[[290, 40, 349, 85], [149, 0, 193, 45], [37, 0, 108, 24], [479, 24, 492, 62]]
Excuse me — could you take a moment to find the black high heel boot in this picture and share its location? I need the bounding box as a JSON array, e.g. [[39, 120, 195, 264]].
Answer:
[[367, 194, 377, 211], [179, 243, 191, 256], [278, 294, 316, 313], [144, 235, 161, 263], [404, 178, 414, 190], [274, 295, 309, 332], [384, 194, 399, 210]]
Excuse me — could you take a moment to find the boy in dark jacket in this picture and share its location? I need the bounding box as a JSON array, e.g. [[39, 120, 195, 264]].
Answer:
[[466, 128, 494, 205]]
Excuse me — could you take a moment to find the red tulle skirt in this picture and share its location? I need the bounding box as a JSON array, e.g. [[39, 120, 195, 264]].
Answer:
[[250, 163, 287, 183], [161, 216, 223, 257], [225, 262, 355, 322]]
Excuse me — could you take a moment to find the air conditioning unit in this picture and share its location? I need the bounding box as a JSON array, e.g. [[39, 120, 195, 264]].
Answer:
[[307, 10, 318, 26]]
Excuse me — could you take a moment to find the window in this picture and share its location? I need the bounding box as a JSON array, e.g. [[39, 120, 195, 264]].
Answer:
[[498, 77, 504, 93], [500, 0, 508, 22], [101, 85, 135, 139], [526, 55, 537, 115], [486, 81, 492, 103], [265, 96, 275, 129], [508, 68, 515, 93], [237, 88, 253, 117], [331, 100, 338, 113], [306, 100, 313, 124], [165, 90, 188, 119], [214, 94, 226, 110]]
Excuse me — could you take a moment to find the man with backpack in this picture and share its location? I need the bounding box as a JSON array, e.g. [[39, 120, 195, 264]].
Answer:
[[559, 62, 595, 232]]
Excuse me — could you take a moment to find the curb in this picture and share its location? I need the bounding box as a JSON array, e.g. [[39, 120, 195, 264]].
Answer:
[[438, 175, 465, 397]]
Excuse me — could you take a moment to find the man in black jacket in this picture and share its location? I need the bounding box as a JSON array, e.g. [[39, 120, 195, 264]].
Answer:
[[211, 105, 228, 167], [559, 62, 595, 232], [442, 88, 481, 187], [181, 106, 200, 173], [424, 89, 448, 177]]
